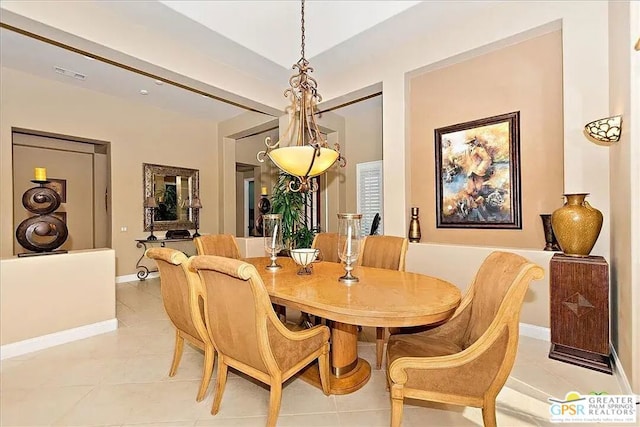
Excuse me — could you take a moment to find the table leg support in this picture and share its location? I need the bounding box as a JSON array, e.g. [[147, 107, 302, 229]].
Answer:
[[298, 321, 371, 395]]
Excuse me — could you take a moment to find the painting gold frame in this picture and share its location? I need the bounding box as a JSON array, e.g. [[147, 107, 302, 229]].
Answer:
[[434, 112, 521, 229]]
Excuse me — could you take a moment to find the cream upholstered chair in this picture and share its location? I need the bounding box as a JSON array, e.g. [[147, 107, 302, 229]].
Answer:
[[311, 232, 340, 263], [386, 251, 544, 427], [189, 255, 331, 427], [194, 234, 241, 259], [358, 235, 409, 369], [145, 247, 215, 402]]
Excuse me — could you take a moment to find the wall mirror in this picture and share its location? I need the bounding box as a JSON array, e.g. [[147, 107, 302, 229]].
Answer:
[[143, 163, 199, 231]]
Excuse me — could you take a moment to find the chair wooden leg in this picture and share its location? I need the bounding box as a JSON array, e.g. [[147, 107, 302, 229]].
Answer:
[[266, 381, 283, 427], [376, 327, 385, 369], [169, 330, 184, 377], [211, 358, 228, 415], [390, 395, 404, 427], [318, 345, 331, 396], [482, 398, 497, 427], [196, 344, 215, 402]]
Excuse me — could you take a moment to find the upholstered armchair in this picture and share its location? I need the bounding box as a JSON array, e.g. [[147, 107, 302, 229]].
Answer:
[[359, 235, 409, 369], [311, 232, 340, 263], [145, 247, 215, 402], [189, 255, 331, 427], [386, 251, 544, 427], [194, 234, 241, 259]]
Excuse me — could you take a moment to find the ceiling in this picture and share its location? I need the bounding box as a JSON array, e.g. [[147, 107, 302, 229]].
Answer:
[[0, 27, 247, 121], [0, 1, 498, 120], [159, 1, 421, 68]]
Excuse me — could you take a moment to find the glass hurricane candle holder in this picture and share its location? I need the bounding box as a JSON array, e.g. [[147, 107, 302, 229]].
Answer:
[[263, 214, 283, 271], [337, 213, 362, 284]]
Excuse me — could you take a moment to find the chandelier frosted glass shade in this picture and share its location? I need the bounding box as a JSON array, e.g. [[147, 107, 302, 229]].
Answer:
[[268, 146, 339, 178]]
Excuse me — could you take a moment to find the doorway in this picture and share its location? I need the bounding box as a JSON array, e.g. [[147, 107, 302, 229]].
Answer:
[[235, 162, 259, 237], [244, 178, 255, 237]]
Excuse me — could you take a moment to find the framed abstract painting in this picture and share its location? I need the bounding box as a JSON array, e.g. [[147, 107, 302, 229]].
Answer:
[[434, 111, 521, 229]]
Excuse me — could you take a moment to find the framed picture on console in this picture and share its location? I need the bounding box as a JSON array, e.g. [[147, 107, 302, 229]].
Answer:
[[44, 178, 67, 203], [434, 111, 521, 229]]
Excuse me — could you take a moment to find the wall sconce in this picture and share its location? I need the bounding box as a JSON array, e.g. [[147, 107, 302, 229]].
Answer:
[[144, 196, 158, 240], [584, 115, 622, 145]]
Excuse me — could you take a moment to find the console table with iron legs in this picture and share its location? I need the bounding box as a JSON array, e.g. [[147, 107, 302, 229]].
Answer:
[[134, 238, 193, 280]]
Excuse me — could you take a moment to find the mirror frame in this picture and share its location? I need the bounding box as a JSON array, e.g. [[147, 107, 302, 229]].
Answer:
[[143, 163, 199, 232]]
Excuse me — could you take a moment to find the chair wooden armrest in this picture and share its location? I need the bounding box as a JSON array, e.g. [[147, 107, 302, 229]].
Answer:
[[389, 322, 509, 383]]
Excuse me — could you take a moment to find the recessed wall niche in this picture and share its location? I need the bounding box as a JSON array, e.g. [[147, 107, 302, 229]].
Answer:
[[409, 30, 564, 250], [12, 131, 111, 254]]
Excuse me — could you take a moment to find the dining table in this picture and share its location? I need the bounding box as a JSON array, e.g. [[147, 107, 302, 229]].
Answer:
[[245, 256, 462, 395]]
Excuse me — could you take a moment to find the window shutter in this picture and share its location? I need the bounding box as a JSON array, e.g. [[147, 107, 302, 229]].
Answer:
[[357, 160, 383, 236]]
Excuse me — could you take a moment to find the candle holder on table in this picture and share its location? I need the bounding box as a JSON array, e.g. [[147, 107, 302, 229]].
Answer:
[[337, 213, 362, 284], [263, 214, 283, 271]]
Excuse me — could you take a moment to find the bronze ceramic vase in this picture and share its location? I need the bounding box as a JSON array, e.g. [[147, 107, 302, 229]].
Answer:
[[551, 193, 603, 257]]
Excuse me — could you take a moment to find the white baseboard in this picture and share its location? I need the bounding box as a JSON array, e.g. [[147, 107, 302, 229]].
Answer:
[[611, 344, 634, 395], [519, 322, 551, 341], [116, 272, 158, 283], [0, 318, 118, 360]]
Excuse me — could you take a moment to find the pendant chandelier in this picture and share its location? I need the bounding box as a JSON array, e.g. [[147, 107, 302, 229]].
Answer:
[[257, 0, 345, 193]]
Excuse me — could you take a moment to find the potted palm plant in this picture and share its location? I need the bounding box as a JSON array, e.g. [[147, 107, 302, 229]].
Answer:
[[270, 173, 315, 252]]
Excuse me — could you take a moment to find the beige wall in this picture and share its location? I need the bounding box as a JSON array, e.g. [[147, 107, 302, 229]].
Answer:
[[410, 31, 564, 249], [316, 2, 611, 260], [218, 113, 279, 235], [608, 0, 639, 392], [406, 243, 552, 327], [315, 112, 347, 232], [0, 249, 116, 345], [230, 128, 279, 237], [235, 128, 279, 194], [339, 96, 384, 214], [0, 67, 219, 276]]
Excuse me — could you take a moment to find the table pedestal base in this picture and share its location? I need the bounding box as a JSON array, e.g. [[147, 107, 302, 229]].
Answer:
[[298, 358, 371, 395], [296, 321, 371, 394]]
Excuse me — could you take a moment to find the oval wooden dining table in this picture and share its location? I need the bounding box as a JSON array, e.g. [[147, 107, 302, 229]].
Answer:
[[245, 257, 461, 395]]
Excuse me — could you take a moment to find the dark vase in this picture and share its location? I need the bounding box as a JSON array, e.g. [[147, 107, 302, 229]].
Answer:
[[255, 193, 271, 236], [540, 214, 560, 251], [408, 207, 422, 243]]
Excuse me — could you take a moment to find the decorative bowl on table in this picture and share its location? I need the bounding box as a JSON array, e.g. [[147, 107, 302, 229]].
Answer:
[[290, 248, 319, 275]]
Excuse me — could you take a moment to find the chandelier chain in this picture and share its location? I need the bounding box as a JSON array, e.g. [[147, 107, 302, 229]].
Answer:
[[300, 0, 306, 59], [257, 0, 346, 193]]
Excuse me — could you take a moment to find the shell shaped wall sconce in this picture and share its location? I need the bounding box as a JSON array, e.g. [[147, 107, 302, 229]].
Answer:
[[584, 115, 622, 145]]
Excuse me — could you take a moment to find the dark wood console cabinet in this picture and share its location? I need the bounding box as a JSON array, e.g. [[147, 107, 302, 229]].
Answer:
[[549, 253, 612, 374]]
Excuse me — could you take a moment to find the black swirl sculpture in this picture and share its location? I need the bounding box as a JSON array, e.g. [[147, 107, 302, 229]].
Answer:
[[16, 182, 68, 256]]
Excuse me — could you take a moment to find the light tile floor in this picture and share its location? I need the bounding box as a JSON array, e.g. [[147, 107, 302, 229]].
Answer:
[[1, 278, 623, 427]]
